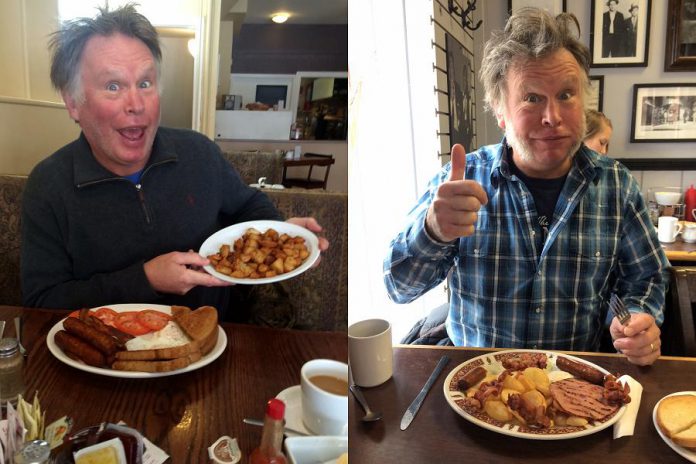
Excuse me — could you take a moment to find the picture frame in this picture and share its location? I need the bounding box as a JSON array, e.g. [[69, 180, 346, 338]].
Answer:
[[630, 83, 696, 142], [587, 75, 605, 112], [590, 0, 651, 67], [665, 0, 696, 71], [508, 0, 566, 16], [446, 33, 475, 152]]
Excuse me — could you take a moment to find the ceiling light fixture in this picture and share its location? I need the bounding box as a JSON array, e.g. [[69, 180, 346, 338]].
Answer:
[[271, 12, 289, 24]]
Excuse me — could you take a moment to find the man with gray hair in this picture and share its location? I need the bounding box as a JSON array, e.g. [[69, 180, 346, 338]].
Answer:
[[21, 3, 328, 321], [385, 8, 667, 365]]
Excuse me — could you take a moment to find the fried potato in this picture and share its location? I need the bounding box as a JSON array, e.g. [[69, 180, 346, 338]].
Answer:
[[484, 400, 513, 422], [209, 227, 310, 279]]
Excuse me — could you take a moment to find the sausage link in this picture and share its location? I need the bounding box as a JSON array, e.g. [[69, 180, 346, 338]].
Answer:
[[457, 366, 487, 391], [63, 317, 118, 356], [54, 330, 106, 367], [556, 356, 605, 385]]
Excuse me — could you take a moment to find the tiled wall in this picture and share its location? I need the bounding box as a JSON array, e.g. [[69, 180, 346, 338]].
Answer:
[[634, 171, 696, 204]]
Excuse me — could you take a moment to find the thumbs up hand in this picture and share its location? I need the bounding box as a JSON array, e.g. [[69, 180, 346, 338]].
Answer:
[[425, 144, 488, 242]]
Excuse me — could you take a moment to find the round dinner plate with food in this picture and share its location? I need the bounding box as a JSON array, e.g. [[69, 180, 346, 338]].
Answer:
[[652, 391, 696, 463], [47, 304, 227, 379], [443, 349, 628, 440], [198, 220, 320, 285]]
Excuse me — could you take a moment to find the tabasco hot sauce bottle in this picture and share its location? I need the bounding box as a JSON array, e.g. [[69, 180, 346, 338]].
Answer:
[[249, 398, 287, 464]]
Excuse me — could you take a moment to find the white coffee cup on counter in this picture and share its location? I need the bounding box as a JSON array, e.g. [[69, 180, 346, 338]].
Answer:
[[300, 359, 348, 436], [658, 216, 683, 243], [348, 318, 393, 388]]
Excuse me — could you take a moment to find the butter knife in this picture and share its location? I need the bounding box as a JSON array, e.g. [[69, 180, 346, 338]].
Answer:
[[400, 355, 450, 430]]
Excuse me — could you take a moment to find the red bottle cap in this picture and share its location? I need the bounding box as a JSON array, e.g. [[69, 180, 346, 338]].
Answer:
[[266, 398, 285, 420]]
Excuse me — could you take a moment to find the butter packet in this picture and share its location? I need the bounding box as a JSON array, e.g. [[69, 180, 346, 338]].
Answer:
[[73, 437, 127, 464], [44, 416, 73, 450]]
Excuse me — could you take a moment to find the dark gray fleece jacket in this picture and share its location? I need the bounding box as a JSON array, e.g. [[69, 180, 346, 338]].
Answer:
[[20, 127, 281, 321]]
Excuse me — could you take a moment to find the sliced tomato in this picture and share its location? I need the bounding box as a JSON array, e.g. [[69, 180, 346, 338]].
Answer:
[[68, 310, 82, 318], [94, 307, 118, 327], [114, 311, 152, 336], [136, 310, 172, 331]]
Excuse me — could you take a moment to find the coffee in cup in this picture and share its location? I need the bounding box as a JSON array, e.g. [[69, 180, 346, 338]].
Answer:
[[300, 359, 348, 436]]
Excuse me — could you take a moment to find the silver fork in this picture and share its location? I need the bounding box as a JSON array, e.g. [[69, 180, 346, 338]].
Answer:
[[609, 293, 631, 326]]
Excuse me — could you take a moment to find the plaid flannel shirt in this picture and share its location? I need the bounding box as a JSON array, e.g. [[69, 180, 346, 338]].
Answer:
[[384, 141, 669, 351]]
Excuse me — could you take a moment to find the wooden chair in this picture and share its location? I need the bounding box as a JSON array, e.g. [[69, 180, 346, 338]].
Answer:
[[282, 153, 334, 190], [664, 267, 696, 356]]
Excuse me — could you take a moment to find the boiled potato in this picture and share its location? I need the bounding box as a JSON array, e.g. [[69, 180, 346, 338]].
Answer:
[[521, 390, 546, 409], [566, 416, 588, 427], [500, 388, 518, 404], [502, 375, 525, 393], [484, 399, 513, 422], [516, 373, 536, 392], [523, 367, 551, 397]]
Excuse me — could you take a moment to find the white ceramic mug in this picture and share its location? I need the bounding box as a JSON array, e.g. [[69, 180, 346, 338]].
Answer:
[[658, 216, 683, 243], [684, 224, 696, 243], [348, 319, 393, 388], [300, 359, 348, 436]]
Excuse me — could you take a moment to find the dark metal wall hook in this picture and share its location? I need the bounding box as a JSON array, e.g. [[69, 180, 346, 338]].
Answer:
[[448, 0, 483, 31]]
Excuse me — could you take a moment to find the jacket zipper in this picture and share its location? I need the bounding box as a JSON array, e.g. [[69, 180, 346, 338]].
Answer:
[[134, 183, 152, 225]]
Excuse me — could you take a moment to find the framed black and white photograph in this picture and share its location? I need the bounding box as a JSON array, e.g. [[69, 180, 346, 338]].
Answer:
[[446, 33, 475, 152], [630, 83, 696, 142], [587, 75, 605, 112], [590, 0, 651, 67], [665, 0, 696, 71], [508, 0, 566, 16]]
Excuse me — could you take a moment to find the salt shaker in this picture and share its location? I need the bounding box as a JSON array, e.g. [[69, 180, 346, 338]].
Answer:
[[0, 338, 25, 404]]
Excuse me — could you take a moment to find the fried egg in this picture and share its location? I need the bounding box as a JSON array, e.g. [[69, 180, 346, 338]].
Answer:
[[125, 321, 191, 351]]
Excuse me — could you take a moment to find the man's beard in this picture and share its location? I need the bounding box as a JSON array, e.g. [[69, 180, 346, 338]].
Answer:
[[505, 118, 586, 166]]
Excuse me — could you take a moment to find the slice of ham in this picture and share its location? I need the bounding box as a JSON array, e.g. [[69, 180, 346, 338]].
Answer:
[[550, 378, 619, 421]]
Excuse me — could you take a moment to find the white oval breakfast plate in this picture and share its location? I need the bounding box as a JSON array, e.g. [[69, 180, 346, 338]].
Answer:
[[652, 391, 696, 463], [46, 304, 227, 379], [443, 349, 627, 440], [198, 220, 320, 285]]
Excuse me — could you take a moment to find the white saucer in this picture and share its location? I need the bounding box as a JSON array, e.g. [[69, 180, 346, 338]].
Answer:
[[276, 385, 311, 436]]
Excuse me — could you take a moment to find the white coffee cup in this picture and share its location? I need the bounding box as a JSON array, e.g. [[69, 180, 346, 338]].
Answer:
[[300, 359, 348, 436], [658, 216, 683, 243], [684, 224, 696, 243], [348, 318, 393, 388]]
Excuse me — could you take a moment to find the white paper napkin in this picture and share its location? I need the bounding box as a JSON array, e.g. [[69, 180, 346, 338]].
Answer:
[[613, 374, 643, 439]]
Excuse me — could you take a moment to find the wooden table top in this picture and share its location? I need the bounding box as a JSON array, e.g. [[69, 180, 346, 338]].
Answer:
[[662, 237, 696, 262], [349, 345, 696, 464], [283, 156, 335, 167], [1, 306, 347, 462]]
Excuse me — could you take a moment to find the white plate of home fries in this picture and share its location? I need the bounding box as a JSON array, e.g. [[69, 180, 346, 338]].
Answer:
[[199, 220, 320, 285], [443, 350, 628, 440]]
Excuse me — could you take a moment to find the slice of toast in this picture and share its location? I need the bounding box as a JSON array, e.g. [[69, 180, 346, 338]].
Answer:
[[112, 351, 202, 373], [170, 305, 192, 319], [657, 395, 696, 449], [114, 342, 200, 361], [673, 423, 696, 449], [173, 306, 219, 355]]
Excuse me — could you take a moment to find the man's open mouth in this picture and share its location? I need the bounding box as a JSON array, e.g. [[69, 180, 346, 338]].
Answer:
[[118, 127, 146, 141]]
